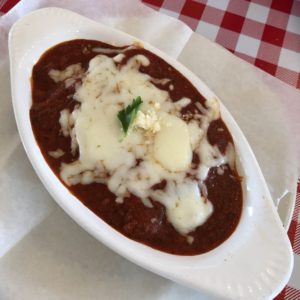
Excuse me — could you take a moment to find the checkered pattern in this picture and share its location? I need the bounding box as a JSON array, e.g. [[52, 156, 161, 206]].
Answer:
[[1, 0, 300, 298], [0, 0, 18, 14], [277, 286, 300, 300], [143, 0, 300, 89]]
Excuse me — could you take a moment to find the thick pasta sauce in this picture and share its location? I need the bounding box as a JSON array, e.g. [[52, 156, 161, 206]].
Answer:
[[30, 39, 242, 255]]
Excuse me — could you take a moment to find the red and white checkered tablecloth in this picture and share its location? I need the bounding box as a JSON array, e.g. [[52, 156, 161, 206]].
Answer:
[[142, 0, 300, 90], [1, 0, 300, 299]]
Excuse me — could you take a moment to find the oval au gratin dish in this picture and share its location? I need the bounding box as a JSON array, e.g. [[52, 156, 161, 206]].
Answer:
[[9, 7, 293, 299]]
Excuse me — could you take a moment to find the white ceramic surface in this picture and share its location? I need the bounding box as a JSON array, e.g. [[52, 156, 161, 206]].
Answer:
[[9, 7, 293, 300]]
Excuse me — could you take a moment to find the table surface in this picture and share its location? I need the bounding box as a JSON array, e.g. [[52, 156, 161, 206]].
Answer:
[[1, 0, 300, 299]]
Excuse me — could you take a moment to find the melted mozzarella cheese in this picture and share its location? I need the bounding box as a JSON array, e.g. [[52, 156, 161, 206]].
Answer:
[[154, 114, 192, 172], [167, 180, 213, 235], [55, 50, 233, 235], [49, 63, 83, 83], [48, 149, 65, 158], [152, 179, 213, 235], [188, 120, 204, 150]]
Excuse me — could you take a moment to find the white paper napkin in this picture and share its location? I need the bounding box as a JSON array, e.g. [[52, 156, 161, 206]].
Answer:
[[0, 0, 300, 299]]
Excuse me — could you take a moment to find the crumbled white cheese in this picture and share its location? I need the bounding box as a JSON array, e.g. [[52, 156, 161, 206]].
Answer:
[[134, 109, 160, 134]]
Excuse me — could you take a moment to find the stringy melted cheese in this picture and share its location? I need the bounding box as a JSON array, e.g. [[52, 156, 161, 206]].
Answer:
[[49, 63, 84, 87], [49, 48, 235, 236]]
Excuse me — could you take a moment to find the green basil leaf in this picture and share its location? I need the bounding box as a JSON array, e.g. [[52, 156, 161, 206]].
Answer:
[[117, 96, 143, 136]]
